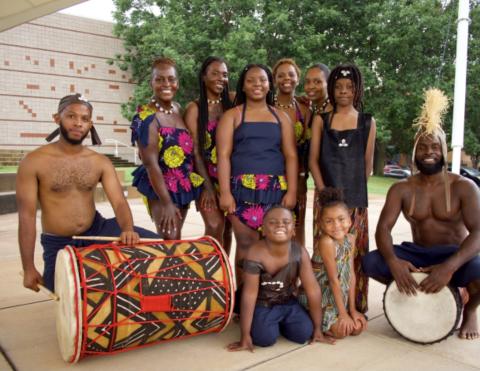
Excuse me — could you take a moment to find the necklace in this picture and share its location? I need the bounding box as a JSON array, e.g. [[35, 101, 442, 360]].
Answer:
[[312, 98, 329, 115], [274, 95, 295, 110], [151, 98, 174, 114], [207, 97, 222, 105]]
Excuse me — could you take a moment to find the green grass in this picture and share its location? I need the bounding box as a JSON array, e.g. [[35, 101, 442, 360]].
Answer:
[[307, 175, 398, 196], [117, 167, 136, 184], [0, 166, 17, 173], [367, 176, 398, 196]]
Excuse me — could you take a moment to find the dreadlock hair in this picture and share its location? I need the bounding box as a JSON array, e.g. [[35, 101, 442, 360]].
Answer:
[[234, 64, 275, 106], [197, 56, 233, 161], [327, 64, 364, 111], [318, 187, 349, 215], [151, 57, 177, 77], [307, 63, 330, 80], [272, 58, 301, 80]]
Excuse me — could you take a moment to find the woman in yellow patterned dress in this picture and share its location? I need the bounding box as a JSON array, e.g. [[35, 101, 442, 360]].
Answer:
[[131, 57, 203, 239]]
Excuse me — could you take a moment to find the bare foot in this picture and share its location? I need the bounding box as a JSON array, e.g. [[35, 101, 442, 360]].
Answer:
[[459, 308, 479, 340]]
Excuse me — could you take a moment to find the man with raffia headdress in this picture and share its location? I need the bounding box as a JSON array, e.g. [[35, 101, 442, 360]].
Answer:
[[17, 94, 158, 293], [362, 88, 480, 339]]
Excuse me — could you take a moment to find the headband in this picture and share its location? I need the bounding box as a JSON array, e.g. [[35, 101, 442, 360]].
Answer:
[[46, 94, 101, 145], [334, 68, 353, 81]]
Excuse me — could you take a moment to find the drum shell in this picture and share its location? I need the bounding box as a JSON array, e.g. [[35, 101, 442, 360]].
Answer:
[[55, 236, 235, 362]]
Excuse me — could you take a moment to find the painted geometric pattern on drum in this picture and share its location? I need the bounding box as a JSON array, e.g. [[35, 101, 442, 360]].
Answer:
[[76, 238, 231, 355]]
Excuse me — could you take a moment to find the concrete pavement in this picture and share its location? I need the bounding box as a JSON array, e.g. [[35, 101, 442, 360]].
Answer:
[[0, 192, 478, 370]]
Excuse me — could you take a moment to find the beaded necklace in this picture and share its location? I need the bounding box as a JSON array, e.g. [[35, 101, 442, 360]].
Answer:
[[151, 97, 174, 114]]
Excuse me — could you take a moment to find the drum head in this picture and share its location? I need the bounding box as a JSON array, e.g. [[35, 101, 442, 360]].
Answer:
[[55, 246, 82, 363], [383, 272, 461, 344], [205, 235, 236, 331]]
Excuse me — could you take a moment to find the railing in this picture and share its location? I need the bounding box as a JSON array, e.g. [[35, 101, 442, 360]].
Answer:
[[105, 139, 139, 165]]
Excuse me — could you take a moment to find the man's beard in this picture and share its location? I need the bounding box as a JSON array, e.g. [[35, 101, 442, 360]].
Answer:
[[59, 122, 88, 145], [415, 157, 444, 175]]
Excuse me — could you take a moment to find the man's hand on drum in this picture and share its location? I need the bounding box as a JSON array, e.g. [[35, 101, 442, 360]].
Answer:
[[23, 267, 43, 292], [119, 230, 140, 245], [387, 257, 420, 296], [226, 335, 254, 353], [419, 264, 454, 294]]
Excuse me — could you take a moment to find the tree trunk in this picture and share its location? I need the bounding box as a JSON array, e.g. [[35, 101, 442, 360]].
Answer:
[[374, 141, 386, 176]]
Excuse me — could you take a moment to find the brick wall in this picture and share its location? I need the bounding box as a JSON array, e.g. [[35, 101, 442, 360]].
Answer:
[[0, 13, 135, 157]]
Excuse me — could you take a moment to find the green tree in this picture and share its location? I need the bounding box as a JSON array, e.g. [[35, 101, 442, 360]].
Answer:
[[112, 0, 479, 174], [464, 2, 480, 168]]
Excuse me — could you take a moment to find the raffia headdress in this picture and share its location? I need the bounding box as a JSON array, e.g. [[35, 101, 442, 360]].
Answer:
[[410, 88, 450, 213]]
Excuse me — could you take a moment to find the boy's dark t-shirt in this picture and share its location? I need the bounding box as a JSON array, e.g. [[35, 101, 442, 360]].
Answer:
[[243, 242, 302, 307]]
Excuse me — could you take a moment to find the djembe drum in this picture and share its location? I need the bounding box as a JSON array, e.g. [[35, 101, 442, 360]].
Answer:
[[54, 236, 235, 363], [383, 272, 462, 344]]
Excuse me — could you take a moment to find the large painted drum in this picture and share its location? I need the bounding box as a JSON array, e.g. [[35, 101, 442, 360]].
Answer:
[[383, 272, 462, 344], [54, 237, 235, 363]]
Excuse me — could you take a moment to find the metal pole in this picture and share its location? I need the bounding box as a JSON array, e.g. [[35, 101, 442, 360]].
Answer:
[[115, 140, 118, 157], [451, 0, 470, 174]]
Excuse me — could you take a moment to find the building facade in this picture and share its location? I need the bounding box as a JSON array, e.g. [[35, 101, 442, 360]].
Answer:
[[0, 12, 136, 160]]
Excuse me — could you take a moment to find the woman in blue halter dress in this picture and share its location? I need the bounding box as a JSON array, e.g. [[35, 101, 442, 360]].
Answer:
[[216, 63, 298, 278]]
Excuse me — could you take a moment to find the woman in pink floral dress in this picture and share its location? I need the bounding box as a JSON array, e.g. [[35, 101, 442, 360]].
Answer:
[[184, 56, 234, 253], [131, 57, 203, 239], [217, 63, 298, 276]]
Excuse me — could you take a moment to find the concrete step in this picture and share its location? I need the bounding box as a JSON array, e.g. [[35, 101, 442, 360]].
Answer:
[[0, 149, 29, 155], [0, 192, 17, 214], [0, 161, 21, 166], [0, 151, 136, 167], [105, 154, 135, 167], [0, 174, 16, 192], [0, 154, 25, 159], [0, 150, 27, 166]]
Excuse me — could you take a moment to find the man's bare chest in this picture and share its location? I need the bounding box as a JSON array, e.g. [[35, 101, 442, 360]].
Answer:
[[404, 186, 460, 223], [40, 158, 100, 193]]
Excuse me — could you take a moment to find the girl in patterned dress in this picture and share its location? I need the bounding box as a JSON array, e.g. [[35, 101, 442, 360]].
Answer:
[[217, 64, 298, 276], [184, 56, 234, 253], [309, 64, 376, 313], [300, 188, 367, 338], [272, 58, 310, 247], [131, 57, 203, 239]]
